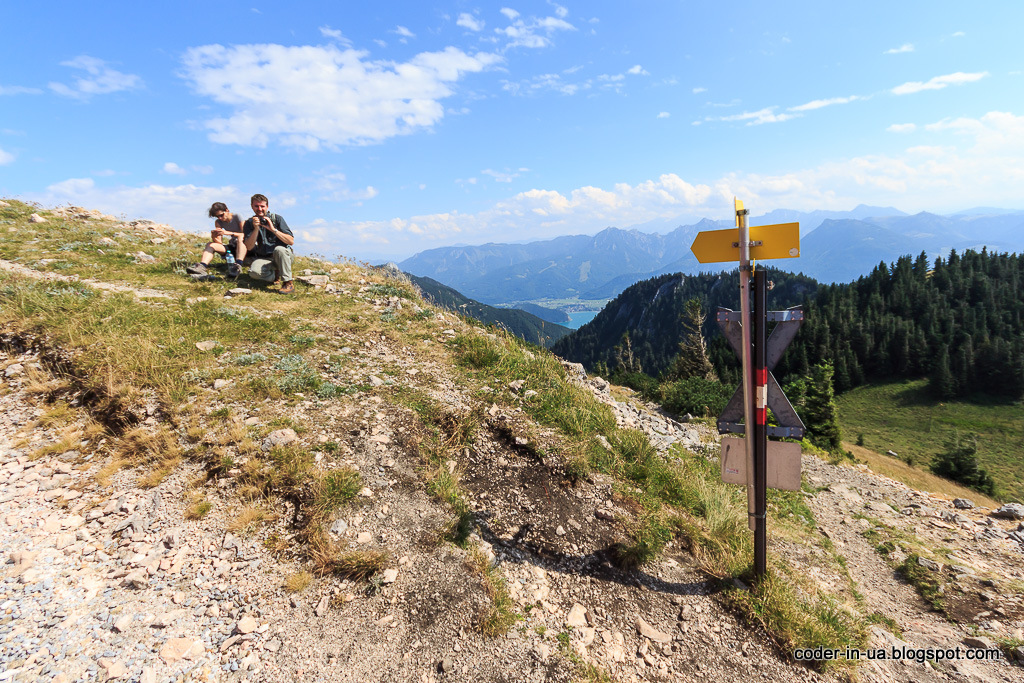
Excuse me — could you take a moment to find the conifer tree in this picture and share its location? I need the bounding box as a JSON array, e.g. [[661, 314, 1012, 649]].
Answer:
[[930, 432, 996, 496], [613, 332, 642, 374], [930, 344, 957, 400], [665, 298, 717, 381], [803, 361, 842, 452]]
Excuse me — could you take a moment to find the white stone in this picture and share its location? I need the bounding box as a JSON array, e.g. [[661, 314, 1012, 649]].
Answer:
[[566, 603, 588, 628], [635, 616, 671, 643]]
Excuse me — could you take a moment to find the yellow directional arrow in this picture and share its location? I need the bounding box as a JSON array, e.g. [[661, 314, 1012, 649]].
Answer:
[[690, 222, 800, 264]]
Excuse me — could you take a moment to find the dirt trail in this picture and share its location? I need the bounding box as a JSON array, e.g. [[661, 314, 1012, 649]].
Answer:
[[804, 455, 1024, 683]]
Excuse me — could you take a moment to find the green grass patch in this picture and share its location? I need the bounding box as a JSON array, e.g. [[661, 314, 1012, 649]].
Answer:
[[309, 468, 362, 519], [725, 569, 866, 672], [837, 379, 1024, 501], [468, 548, 521, 636], [0, 274, 291, 406], [897, 554, 945, 612]]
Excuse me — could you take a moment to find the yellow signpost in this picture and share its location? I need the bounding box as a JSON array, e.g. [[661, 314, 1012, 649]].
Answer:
[[689, 222, 800, 263], [689, 198, 804, 583]]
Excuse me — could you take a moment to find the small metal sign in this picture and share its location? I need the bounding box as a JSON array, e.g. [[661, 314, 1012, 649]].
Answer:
[[720, 436, 802, 491]]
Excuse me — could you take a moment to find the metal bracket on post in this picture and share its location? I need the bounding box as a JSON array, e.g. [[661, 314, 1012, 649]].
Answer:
[[716, 305, 806, 439]]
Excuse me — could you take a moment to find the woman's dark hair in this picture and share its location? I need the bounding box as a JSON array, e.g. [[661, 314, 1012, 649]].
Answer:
[[207, 202, 228, 218]]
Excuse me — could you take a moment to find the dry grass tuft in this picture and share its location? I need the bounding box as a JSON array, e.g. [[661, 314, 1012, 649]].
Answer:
[[21, 365, 71, 398], [283, 570, 313, 593], [95, 456, 127, 488], [33, 401, 76, 428], [227, 505, 270, 535], [184, 495, 213, 520], [331, 550, 389, 581], [112, 425, 182, 489], [30, 427, 83, 460]]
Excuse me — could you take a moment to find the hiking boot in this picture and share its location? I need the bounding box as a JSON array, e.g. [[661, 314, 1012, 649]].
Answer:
[[279, 280, 294, 294], [186, 263, 208, 275], [227, 263, 242, 278]]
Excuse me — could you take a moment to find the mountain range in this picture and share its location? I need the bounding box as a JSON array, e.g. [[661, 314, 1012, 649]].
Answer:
[[399, 206, 1024, 305]]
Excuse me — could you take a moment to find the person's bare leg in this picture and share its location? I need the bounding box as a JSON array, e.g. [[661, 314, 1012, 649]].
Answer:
[[200, 241, 226, 265]]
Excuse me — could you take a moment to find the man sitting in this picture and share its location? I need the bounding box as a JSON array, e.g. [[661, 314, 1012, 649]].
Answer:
[[242, 193, 295, 294]]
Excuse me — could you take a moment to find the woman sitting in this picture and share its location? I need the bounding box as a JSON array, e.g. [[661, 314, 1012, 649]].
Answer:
[[186, 202, 247, 277]]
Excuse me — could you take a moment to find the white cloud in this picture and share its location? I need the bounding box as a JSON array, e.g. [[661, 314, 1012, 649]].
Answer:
[[482, 168, 528, 183], [884, 43, 914, 54], [0, 85, 42, 96], [457, 13, 484, 31], [692, 87, 706, 94], [312, 171, 379, 202], [715, 107, 797, 126], [627, 65, 648, 76], [181, 43, 502, 149], [891, 71, 989, 95], [0, 147, 13, 165], [48, 55, 142, 99], [301, 173, 716, 253], [318, 26, 354, 47], [503, 72, 588, 96], [887, 123, 916, 133], [495, 11, 575, 49], [952, 31, 965, 37], [341, 112, 1024, 256], [35, 111, 1024, 260], [552, 4, 568, 18], [393, 26, 415, 39], [924, 111, 1024, 154], [657, 112, 670, 119], [162, 162, 213, 176], [788, 95, 861, 112], [715, 111, 1024, 210]]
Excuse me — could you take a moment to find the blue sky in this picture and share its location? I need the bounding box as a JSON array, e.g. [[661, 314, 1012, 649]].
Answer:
[[2, 1, 1022, 261]]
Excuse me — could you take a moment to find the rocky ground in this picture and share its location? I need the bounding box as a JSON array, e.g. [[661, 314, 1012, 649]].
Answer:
[[1, 202, 1023, 683], [3, 343, 1024, 683], [0, 343, 812, 683]]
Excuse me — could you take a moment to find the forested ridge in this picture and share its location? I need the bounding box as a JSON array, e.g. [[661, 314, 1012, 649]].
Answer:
[[550, 268, 817, 380], [406, 273, 572, 347], [782, 249, 1024, 399], [554, 248, 1024, 401]]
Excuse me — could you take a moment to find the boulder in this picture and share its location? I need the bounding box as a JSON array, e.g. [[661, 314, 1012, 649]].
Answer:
[[992, 503, 1024, 520]]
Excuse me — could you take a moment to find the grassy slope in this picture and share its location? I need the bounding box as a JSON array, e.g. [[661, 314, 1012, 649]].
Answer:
[[0, 200, 869, 664], [836, 379, 1023, 503]]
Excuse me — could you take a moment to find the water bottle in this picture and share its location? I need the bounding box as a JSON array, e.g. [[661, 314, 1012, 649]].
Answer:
[[225, 251, 235, 265]]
